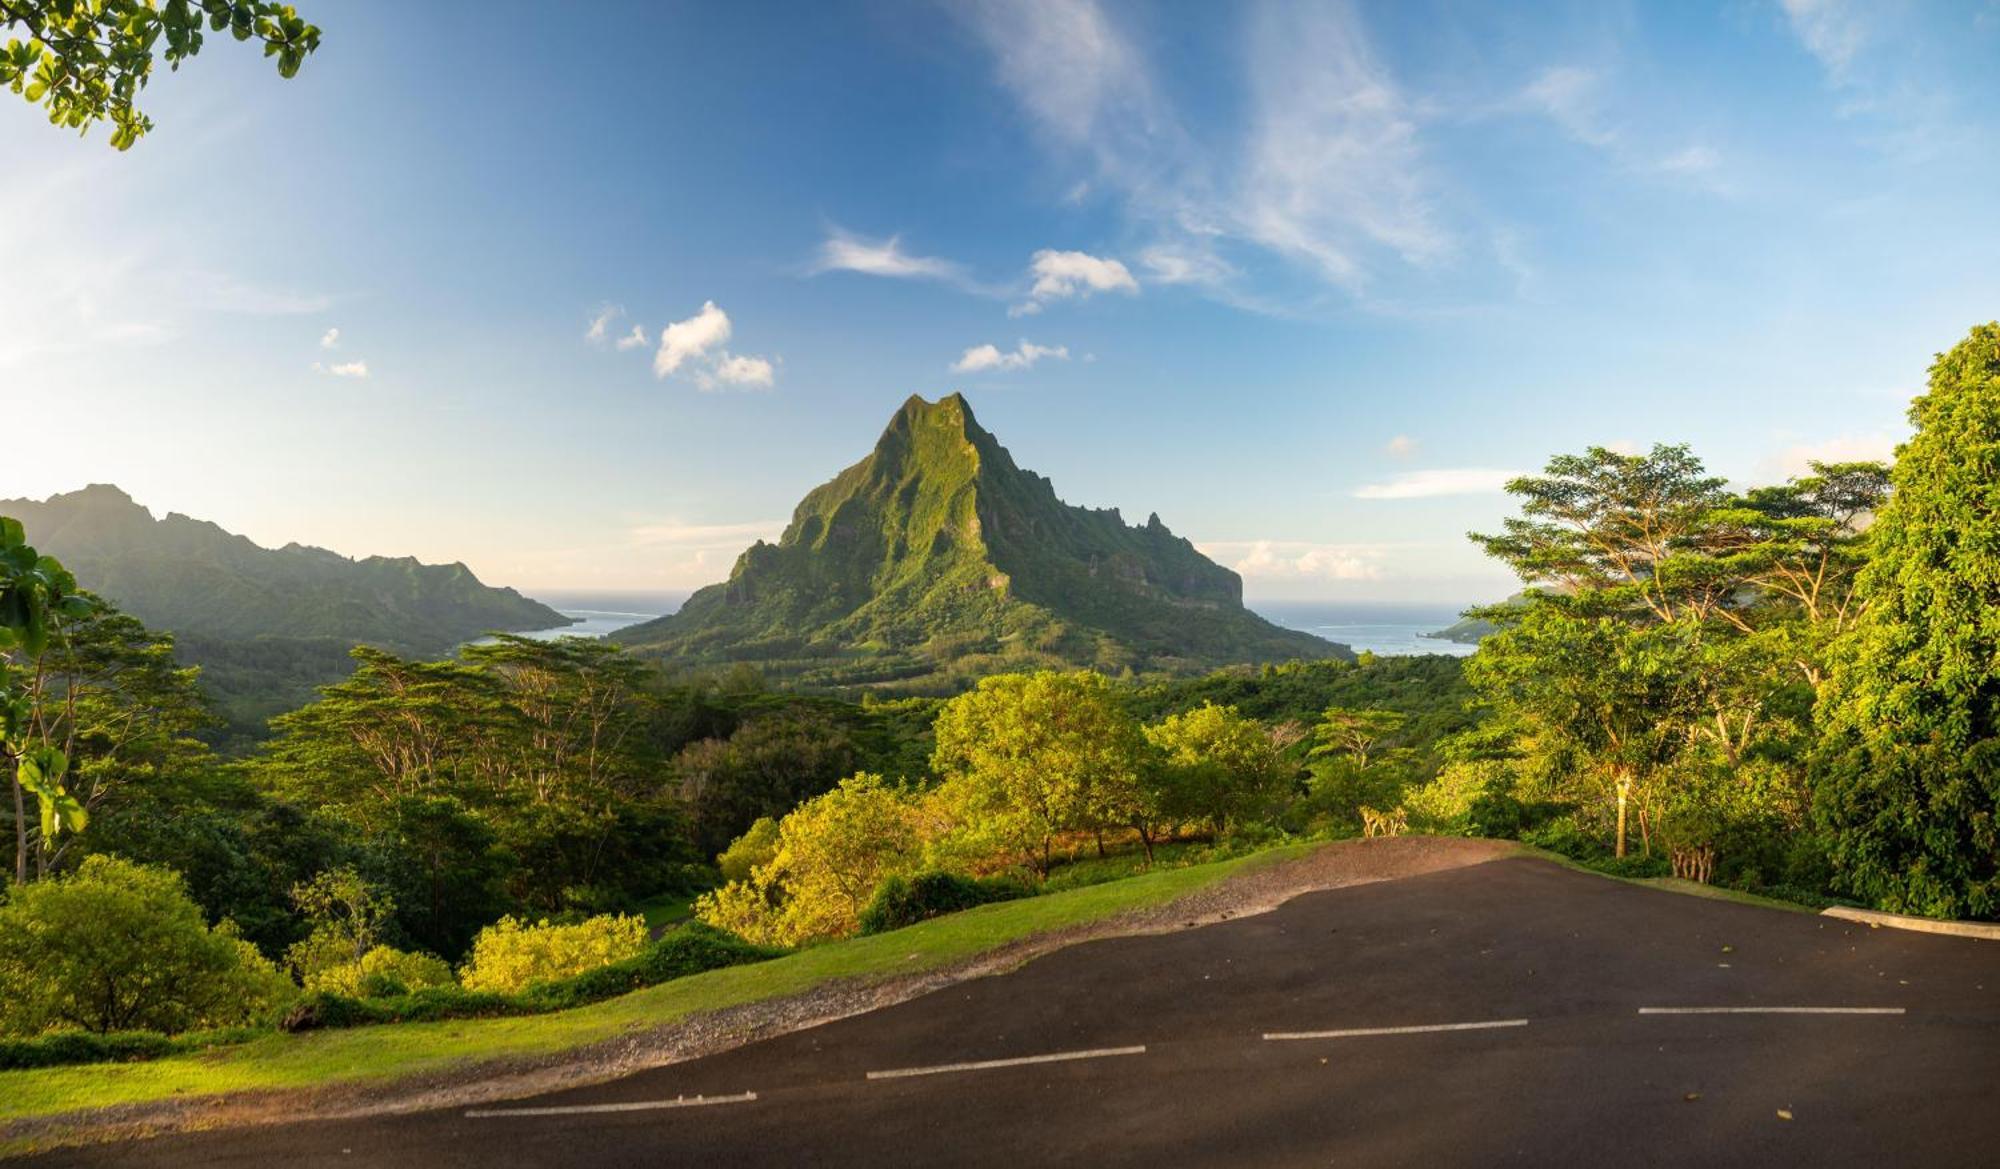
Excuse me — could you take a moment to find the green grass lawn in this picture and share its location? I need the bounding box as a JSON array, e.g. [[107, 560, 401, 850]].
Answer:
[[633, 892, 697, 931], [0, 841, 1313, 1136]]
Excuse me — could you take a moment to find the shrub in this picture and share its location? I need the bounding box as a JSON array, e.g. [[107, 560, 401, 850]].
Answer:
[[0, 1030, 183, 1070], [717, 817, 780, 883], [523, 923, 782, 1010], [278, 985, 528, 1032], [694, 773, 924, 945], [858, 871, 1028, 935], [458, 913, 649, 994], [1519, 814, 1603, 860], [303, 945, 456, 998], [0, 856, 295, 1036]]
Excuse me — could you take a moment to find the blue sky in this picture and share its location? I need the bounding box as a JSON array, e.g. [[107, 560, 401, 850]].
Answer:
[[4, 0, 1997, 605]]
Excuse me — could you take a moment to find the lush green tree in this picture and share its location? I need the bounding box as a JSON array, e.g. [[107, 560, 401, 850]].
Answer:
[[0, 855, 292, 1035], [1, 517, 97, 880], [1815, 324, 2000, 918], [1142, 702, 1293, 840], [9, 602, 214, 882], [0, 0, 318, 149], [696, 773, 923, 945], [930, 671, 1147, 879], [672, 707, 863, 856], [1466, 443, 1883, 876], [1309, 707, 1409, 773], [283, 865, 394, 979], [716, 815, 779, 883]]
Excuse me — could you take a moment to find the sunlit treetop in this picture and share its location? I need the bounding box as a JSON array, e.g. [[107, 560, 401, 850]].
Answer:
[[0, 0, 317, 149]]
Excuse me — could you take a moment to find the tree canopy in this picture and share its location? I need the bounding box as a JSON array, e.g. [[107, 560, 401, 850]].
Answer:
[[1, 0, 318, 148], [1814, 323, 2000, 917]]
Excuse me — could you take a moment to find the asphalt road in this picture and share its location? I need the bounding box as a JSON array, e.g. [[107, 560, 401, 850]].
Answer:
[[28, 857, 2000, 1168]]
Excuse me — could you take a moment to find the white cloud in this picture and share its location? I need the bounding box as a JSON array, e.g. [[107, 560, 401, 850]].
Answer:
[[1138, 242, 1235, 287], [1779, 0, 1867, 81], [1353, 468, 1519, 500], [653, 301, 733, 378], [1518, 65, 1616, 148], [951, 340, 1070, 373], [319, 327, 340, 349], [315, 360, 369, 379], [967, 0, 1447, 303], [614, 324, 648, 351], [1655, 144, 1722, 175], [810, 228, 972, 286], [1028, 249, 1138, 300], [585, 304, 622, 344], [628, 519, 788, 548], [1385, 435, 1417, 457], [643, 301, 779, 390], [1237, 3, 1449, 288], [1207, 540, 1385, 583], [1762, 431, 1900, 479], [701, 352, 777, 391]]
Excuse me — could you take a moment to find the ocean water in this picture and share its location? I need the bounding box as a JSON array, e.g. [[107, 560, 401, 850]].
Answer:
[[1251, 600, 1477, 658], [512, 592, 1477, 657], [515, 591, 689, 641]]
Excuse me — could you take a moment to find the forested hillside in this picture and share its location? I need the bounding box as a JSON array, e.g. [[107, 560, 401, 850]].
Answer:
[[0, 485, 573, 742]]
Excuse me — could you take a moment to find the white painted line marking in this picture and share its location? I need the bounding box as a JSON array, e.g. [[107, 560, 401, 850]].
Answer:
[[1263, 1019, 1530, 1041], [866, 1045, 1147, 1080], [1638, 1006, 1905, 1016], [466, 1091, 758, 1118]]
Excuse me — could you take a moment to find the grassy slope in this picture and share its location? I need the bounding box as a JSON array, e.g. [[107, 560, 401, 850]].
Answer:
[[0, 844, 1310, 1128]]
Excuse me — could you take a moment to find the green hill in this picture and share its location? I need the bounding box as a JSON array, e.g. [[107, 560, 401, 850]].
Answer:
[[620, 394, 1346, 687], [1, 484, 573, 740]]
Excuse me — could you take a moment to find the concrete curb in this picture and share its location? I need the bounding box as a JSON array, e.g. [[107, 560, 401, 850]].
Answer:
[[1821, 905, 2000, 940]]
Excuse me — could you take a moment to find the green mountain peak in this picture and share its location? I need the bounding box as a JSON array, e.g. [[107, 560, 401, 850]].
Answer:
[[622, 394, 1345, 686]]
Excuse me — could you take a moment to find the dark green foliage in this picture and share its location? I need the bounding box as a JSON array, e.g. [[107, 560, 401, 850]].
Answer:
[[522, 923, 781, 1009], [278, 987, 527, 1032], [622, 395, 1345, 687], [0, 1026, 261, 1071], [1815, 324, 2000, 919], [858, 871, 1029, 934]]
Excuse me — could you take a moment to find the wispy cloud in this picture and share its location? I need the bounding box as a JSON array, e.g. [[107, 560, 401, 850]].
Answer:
[[319, 327, 341, 349], [810, 227, 976, 288], [1779, 0, 1868, 81], [951, 339, 1070, 373], [585, 304, 622, 344], [966, 0, 1448, 303], [314, 360, 370, 379], [628, 519, 788, 548], [1385, 435, 1418, 457], [614, 324, 649, 351], [1200, 539, 1385, 583], [1518, 65, 1617, 148], [1760, 430, 1901, 479], [1353, 468, 1519, 499]]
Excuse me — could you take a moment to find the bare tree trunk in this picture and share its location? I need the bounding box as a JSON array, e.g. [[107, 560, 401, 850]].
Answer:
[[12, 773, 26, 885], [1614, 777, 1630, 859]]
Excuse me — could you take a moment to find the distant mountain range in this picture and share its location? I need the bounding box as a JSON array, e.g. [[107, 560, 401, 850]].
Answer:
[[0, 484, 572, 741], [619, 394, 1346, 686]]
